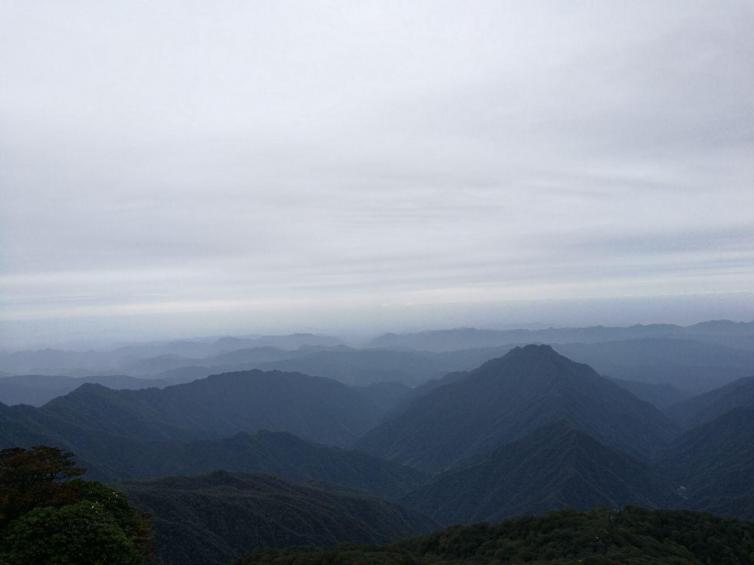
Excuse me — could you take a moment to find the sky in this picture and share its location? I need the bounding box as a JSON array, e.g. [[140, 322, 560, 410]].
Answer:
[[1, 1, 753, 347]]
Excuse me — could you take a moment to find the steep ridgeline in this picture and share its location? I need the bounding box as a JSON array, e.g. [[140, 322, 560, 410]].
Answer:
[[357, 345, 677, 472], [666, 375, 754, 429], [0, 370, 384, 449], [82, 430, 427, 500], [402, 422, 680, 525], [122, 472, 437, 565], [658, 407, 754, 521], [241, 507, 754, 565]]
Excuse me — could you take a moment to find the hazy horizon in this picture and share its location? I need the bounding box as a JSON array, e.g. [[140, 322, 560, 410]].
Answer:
[[2, 1, 753, 348]]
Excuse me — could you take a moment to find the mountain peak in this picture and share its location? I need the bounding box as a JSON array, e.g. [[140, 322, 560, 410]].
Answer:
[[358, 346, 676, 471], [507, 343, 559, 358]]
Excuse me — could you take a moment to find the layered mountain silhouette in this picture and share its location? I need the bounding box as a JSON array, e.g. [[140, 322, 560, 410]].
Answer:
[[557, 338, 754, 393], [667, 375, 754, 429], [403, 422, 679, 524], [368, 321, 754, 352], [123, 471, 436, 565], [0, 370, 385, 448], [357, 345, 677, 471]]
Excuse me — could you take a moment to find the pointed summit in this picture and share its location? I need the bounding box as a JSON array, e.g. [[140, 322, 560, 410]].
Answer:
[[357, 345, 677, 472]]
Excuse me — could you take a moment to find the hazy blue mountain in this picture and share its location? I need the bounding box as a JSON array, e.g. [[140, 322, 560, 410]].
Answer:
[[403, 422, 679, 525], [0, 373, 179, 406], [122, 472, 437, 565], [257, 348, 451, 386], [0, 370, 390, 451], [658, 407, 754, 520], [666, 375, 754, 429], [556, 339, 754, 393], [357, 345, 677, 472], [611, 378, 690, 408], [353, 382, 413, 414], [367, 321, 754, 352], [0, 333, 342, 376]]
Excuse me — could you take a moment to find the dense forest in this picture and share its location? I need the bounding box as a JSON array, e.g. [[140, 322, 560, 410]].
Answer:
[[241, 507, 754, 565]]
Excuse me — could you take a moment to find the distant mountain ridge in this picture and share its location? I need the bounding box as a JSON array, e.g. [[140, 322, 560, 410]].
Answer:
[[0, 369, 402, 476], [666, 375, 754, 428], [357, 345, 677, 471], [368, 320, 754, 352]]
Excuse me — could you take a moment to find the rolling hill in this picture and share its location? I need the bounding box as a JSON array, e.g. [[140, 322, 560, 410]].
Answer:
[[6, 370, 384, 447]]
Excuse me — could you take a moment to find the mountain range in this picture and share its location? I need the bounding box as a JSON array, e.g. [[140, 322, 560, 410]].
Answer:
[[3, 339, 754, 563]]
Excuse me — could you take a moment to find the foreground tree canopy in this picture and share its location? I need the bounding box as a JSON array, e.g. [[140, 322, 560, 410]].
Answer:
[[241, 506, 754, 565], [0, 446, 151, 565]]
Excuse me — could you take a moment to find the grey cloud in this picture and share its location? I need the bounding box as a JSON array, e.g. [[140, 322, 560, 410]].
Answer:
[[1, 0, 753, 346]]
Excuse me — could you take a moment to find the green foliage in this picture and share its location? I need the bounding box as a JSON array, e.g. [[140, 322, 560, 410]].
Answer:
[[239, 507, 754, 565], [0, 446, 151, 565], [0, 502, 143, 565], [0, 446, 84, 527]]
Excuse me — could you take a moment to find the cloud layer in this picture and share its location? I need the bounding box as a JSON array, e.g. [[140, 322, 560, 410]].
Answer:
[[1, 1, 753, 345]]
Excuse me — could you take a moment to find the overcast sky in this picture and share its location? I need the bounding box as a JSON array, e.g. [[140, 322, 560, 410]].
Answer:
[[1, 1, 753, 347]]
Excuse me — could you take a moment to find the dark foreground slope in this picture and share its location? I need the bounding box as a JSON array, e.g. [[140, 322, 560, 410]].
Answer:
[[358, 345, 676, 471], [658, 407, 754, 521], [241, 507, 754, 565], [403, 422, 679, 525], [122, 472, 436, 565]]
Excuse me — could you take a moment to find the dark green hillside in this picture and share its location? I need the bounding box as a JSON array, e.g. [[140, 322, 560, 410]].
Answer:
[[240, 506, 754, 565], [0, 447, 151, 565], [123, 472, 436, 565], [658, 407, 754, 520], [403, 422, 679, 525], [82, 430, 427, 499], [358, 345, 676, 472]]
